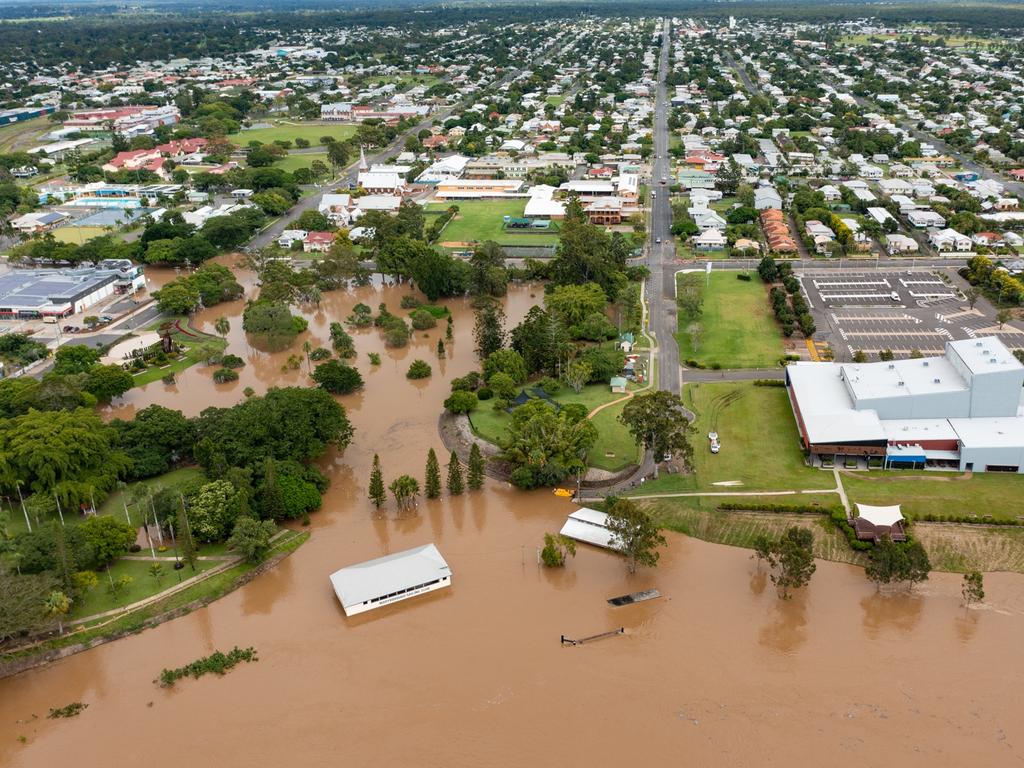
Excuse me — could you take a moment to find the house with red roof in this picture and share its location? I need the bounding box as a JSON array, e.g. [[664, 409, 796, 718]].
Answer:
[[303, 231, 335, 252]]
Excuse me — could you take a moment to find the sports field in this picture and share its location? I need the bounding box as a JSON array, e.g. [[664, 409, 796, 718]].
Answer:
[[0, 115, 52, 153], [676, 271, 785, 368], [228, 122, 356, 146], [52, 226, 109, 244], [425, 200, 560, 246]]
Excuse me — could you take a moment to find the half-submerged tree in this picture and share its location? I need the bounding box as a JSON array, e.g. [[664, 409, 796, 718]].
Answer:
[[389, 475, 420, 513], [368, 454, 386, 509], [540, 533, 577, 568], [962, 570, 985, 606], [467, 443, 485, 490], [424, 448, 441, 499], [865, 536, 931, 592], [763, 526, 816, 599], [605, 498, 666, 574], [446, 451, 464, 496]]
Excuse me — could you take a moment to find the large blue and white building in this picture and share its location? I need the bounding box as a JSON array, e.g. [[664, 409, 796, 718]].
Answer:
[[787, 337, 1024, 473]]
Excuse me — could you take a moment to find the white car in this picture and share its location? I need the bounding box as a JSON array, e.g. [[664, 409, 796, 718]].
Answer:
[[708, 431, 721, 454], [890, 291, 900, 301]]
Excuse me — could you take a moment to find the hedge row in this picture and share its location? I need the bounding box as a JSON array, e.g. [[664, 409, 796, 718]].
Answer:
[[753, 379, 786, 387], [829, 510, 874, 551], [718, 502, 838, 515], [906, 513, 1024, 526]]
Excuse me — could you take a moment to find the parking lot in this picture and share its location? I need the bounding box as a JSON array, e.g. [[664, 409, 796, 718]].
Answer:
[[802, 270, 1024, 360]]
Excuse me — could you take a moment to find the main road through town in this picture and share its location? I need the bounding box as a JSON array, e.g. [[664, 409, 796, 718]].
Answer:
[[649, 18, 682, 397]]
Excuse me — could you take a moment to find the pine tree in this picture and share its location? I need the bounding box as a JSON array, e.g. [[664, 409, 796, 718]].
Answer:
[[446, 315, 453, 340], [467, 443, 485, 490], [368, 453, 387, 508], [436, 339, 445, 358], [446, 450, 464, 496], [261, 459, 286, 522], [176, 496, 197, 572], [425, 448, 441, 499]]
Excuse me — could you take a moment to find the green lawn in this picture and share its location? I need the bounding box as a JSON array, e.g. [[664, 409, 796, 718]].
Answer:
[[628, 382, 831, 495], [426, 200, 561, 246], [228, 122, 356, 146], [468, 383, 640, 471], [129, 318, 227, 387], [842, 472, 1024, 522], [70, 556, 219, 619], [546, 95, 565, 106], [273, 152, 328, 173], [676, 271, 785, 368], [97, 467, 206, 526]]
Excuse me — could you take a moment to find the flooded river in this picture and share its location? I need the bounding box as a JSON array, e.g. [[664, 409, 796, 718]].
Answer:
[[2, 257, 1023, 766]]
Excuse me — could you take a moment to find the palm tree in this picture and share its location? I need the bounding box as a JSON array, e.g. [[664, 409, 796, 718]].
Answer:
[[44, 590, 71, 635], [389, 475, 420, 513], [214, 316, 230, 339], [302, 340, 313, 371]]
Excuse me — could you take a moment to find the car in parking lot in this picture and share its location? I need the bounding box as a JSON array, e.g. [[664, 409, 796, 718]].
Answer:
[[890, 291, 899, 301], [100, 315, 114, 323], [708, 431, 721, 454]]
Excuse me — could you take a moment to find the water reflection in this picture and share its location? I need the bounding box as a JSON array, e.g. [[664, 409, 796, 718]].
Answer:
[[954, 611, 980, 645], [758, 592, 808, 654], [860, 591, 925, 638], [241, 556, 295, 616]]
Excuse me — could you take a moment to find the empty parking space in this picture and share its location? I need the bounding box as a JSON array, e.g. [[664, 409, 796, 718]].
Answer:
[[807, 270, 1023, 361]]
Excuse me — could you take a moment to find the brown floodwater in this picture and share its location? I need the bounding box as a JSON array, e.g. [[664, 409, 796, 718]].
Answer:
[[2, 257, 1023, 766]]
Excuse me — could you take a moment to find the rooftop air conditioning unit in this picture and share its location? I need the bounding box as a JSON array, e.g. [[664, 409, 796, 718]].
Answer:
[[897, 381, 905, 386], [934, 378, 941, 384]]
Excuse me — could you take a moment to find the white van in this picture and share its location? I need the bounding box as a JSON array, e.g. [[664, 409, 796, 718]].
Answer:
[[42, 316, 57, 324]]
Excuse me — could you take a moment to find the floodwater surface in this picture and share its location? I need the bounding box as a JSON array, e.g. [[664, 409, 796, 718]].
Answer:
[[2, 258, 1023, 766]]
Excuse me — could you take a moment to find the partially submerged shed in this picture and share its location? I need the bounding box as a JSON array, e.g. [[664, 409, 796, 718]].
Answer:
[[329, 543, 452, 616], [559, 508, 621, 550]]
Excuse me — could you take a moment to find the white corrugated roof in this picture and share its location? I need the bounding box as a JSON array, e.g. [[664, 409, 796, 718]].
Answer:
[[559, 508, 621, 550], [329, 544, 451, 610]]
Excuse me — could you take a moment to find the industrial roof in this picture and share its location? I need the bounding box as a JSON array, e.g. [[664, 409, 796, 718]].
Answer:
[[881, 419, 958, 442], [787, 363, 887, 443], [0, 268, 119, 311], [948, 417, 1024, 448], [840, 355, 967, 401], [947, 337, 1024, 375], [328, 544, 451, 610]]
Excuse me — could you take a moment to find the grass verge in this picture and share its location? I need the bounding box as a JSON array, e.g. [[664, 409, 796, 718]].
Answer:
[[676, 271, 784, 368]]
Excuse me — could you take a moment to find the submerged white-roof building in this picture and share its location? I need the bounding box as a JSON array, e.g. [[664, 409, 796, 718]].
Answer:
[[559, 508, 621, 550], [329, 544, 452, 616], [787, 337, 1024, 473]]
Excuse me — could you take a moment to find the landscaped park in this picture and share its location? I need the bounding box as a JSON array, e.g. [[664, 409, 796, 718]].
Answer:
[[469, 381, 642, 473]]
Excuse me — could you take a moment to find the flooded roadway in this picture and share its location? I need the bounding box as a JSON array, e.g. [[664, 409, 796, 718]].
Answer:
[[2, 257, 1023, 766]]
